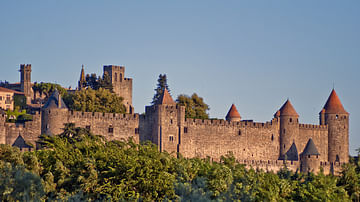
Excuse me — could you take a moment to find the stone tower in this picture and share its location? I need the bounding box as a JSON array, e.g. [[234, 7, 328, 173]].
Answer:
[[278, 100, 299, 160], [143, 88, 185, 154], [300, 138, 321, 173], [225, 104, 241, 122], [321, 89, 349, 163], [78, 65, 86, 90], [103, 65, 133, 113], [41, 89, 69, 135], [20, 64, 32, 103]]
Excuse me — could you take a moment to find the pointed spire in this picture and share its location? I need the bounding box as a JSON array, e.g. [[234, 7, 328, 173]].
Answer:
[[225, 104, 241, 121], [279, 99, 299, 117], [301, 138, 320, 156], [80, 65, 85, 82], [156, 88, 176, 105], [321, 89, 348, 114]]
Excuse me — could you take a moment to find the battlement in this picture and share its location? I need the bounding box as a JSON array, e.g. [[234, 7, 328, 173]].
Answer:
[[69, 110, 139, 121], [103, 65, 125, 71], [184, 118, 275, 128], [299, 123, 328, 130]]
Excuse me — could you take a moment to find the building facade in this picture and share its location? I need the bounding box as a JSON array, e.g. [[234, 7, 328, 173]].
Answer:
[[0, 64, 350, 174]]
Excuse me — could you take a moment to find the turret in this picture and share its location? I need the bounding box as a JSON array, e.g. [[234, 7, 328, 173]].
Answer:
[[321, 89, 349, 163], [41, 89, 69, 135], [278, 99, 299, 159], [78, 65, 86, 90], [225, 104, 241, 122], [144, 88, 185, 154], [300, 138, 320, 173]]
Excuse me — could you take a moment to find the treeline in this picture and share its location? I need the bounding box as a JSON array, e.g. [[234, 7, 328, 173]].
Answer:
[[0, 125, 359, 201]]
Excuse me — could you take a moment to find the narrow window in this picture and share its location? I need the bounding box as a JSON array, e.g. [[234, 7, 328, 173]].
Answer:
[[238, 130, 242, 136], [170, 119, 173, 124], [284, 144, 286, 149], [115, 73, 117, 82], [120, 73, 123, 81], [308, 155, 310, 158], [184, 127, 188, 133], [169, 136, 174, 142], [289, 118, 292, 122], [283, 129, 285, 134], [135, 128, 139, 134], [271, 134, 274, 141], [108, 126, 114, 133], [336, 115, 339, 119]]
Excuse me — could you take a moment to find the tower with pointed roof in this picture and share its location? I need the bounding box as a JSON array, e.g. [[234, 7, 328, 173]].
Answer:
[[225, 104, 241, 122], [278, 99, 300, 160], [300, 138, 321, 173], [321, 89, 349, 163], [41, 89, 69, 135], [142, 88, 185, 154], [78, 65, 86, 90]]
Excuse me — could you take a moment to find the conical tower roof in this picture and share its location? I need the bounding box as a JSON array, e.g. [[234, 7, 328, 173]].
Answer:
[[321, 89, 348, 114], [279, 99, 299, 117], [43, 89, 68, 109], [156, 88, 176, 105], [225, 104, 241, 120], [302, 138, 320, 156], [12, 135, 33, 149]]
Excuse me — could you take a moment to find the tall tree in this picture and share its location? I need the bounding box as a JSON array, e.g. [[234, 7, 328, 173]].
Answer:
[[152, 74, 170, 104], [85, 73, 113, 92], [176, 93, 209, 119]]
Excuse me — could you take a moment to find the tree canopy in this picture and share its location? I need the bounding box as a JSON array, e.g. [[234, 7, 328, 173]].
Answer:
[[1, 125, 359, 201], [32, 82, 67, 98], [85, 72, 113, 92], [177, 93, 210, 119], [152, 74, 170, 104], [68, 88, 126, 113]]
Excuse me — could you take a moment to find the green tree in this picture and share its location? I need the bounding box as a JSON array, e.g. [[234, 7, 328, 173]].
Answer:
[[85, 73, 113, 92], [152, 74, 170, 104], [176, 93, 209, 119], [32, 82, 67, 98], [71, 88, 126, 113]]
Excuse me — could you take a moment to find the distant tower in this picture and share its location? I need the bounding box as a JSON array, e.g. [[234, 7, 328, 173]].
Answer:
[[321, 89, 349, 163], [41, 89, 69, 135], [278, 99, 299, 160], [20, 64, 32, 104], [78, 65, 86, 90], [300, 138, 321, 173], [143, 88, 185, 154], [103, 65, 133, 113], [225, 104, 241, 122]]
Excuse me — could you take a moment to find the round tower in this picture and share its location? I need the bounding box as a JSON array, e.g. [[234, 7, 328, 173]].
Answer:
[[278, 99, 299, 159], [41, 90, 69, 135], [300, 138, 321, 173], [225, 104, 241, 122], [321, 89, 349, 163]]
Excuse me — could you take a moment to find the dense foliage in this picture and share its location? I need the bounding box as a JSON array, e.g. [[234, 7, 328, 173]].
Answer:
[[85, 72, 113, 92], [176, 93, 210, 119], [67, 88, 126, 114], [6, 106, 33, 123], [32, 82, 68, 98], [152, 74, 170, 104], [0, 126, 359, 201]]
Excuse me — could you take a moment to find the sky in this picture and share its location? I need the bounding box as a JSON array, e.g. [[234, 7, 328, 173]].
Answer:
[[0, 1, 359, 155]]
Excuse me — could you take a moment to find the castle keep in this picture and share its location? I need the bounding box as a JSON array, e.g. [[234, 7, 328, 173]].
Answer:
[[0, 64, 350, 174]]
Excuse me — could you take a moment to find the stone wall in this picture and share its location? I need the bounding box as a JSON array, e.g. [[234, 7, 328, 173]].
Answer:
[[298, 124, 328, 162], [179, 119, 280, 161], [4, 112, 41, 146], [68, 111, 139, 143]]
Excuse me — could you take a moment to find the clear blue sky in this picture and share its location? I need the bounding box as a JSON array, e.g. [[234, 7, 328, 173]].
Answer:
[[1, 1, 359, 155]]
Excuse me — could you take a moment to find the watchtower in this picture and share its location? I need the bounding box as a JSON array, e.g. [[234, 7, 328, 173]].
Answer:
[[321, 89, 349, 163], [20, 64, 32, 103], [103, 65, 133, 113]]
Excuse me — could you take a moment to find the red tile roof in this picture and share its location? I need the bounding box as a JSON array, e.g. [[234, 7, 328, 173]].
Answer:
[[226, 104, 241, 119], [322, 89, 348, 114], [279, 99, 299, 117], [156, 88, 176, 105]]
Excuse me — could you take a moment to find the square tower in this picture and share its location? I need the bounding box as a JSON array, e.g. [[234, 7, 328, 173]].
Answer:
[[103, 65, 133, 113], [20, 64, 33, 104]]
